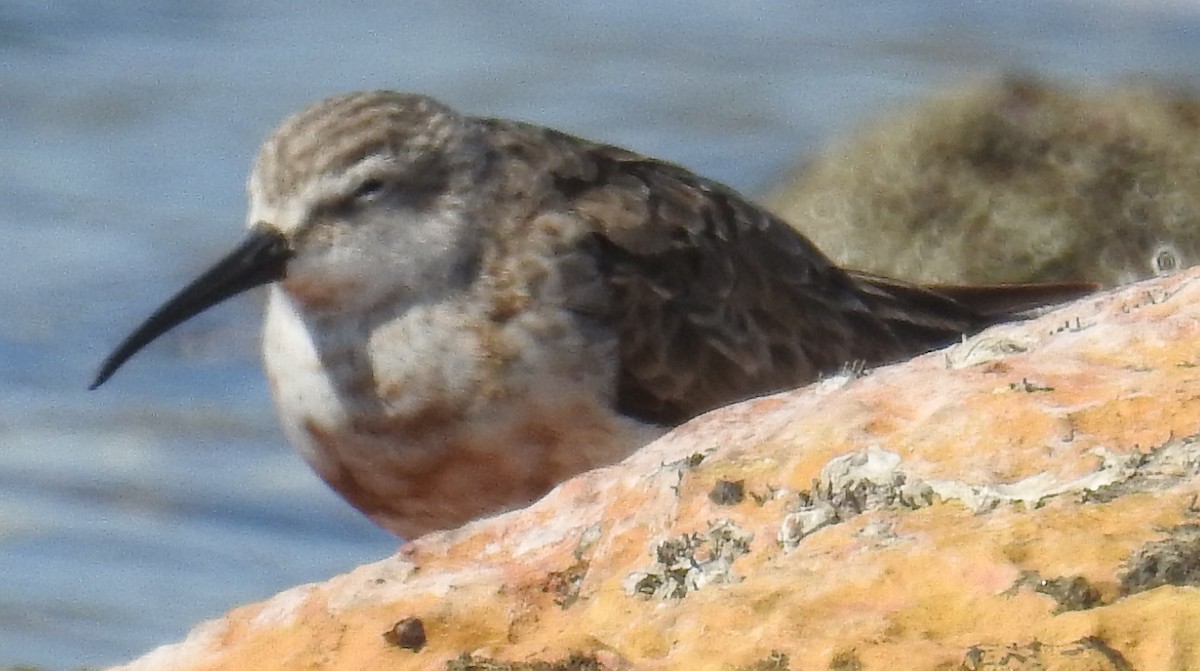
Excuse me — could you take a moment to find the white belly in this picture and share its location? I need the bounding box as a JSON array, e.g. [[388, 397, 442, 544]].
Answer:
[[259, 285, 662, 538]]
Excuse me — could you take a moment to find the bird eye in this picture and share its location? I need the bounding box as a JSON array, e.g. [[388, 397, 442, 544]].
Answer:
[[352, 177, 387, 201]]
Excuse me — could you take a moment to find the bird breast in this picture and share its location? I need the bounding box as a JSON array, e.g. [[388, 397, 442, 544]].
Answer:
[[260, 282, 659, 537]]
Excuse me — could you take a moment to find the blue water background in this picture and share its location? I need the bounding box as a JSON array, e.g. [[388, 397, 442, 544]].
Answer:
[[3, 1, 1199, 667]]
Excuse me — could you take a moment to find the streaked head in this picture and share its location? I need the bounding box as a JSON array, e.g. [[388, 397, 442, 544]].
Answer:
[[248, 90, 480, 236], [248, 90, 486, 311], [90, 91, 487, 389]]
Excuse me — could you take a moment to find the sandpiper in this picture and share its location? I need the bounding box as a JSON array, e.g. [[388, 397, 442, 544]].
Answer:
[[91, 91, 1091, 538]]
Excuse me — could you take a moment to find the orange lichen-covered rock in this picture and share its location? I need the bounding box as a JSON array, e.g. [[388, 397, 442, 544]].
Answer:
[[111, 269, 1200, 671]]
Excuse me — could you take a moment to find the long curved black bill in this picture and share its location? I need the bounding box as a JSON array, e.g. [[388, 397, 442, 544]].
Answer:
[[89, 223, 292, 390]]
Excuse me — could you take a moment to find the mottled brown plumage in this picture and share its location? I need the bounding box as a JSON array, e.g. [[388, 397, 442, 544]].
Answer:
[[466, 113, 1084, 424], [92, 91, 1093, 537]]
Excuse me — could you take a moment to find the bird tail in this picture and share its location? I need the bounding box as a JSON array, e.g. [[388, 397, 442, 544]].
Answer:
[[916, 280, 1098, 318], [845, 269, 1097, 349]]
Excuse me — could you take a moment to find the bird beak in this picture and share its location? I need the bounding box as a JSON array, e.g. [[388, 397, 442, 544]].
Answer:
[[89, 222, 292, 390]]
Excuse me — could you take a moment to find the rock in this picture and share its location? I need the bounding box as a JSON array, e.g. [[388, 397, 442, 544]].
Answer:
[[110, 269, 1200, 670], [764, 76, 1200, 286]]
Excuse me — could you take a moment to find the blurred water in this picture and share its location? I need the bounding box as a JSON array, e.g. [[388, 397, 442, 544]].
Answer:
[[3, 1, 1200, 667]]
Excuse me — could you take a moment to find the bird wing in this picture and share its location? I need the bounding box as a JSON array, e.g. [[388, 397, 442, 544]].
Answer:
[[478, 120, 1089, 426], [547, 141, 992, 424]]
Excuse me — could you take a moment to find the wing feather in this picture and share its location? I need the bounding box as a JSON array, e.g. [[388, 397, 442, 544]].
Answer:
[[476, 118, 1088, 425]]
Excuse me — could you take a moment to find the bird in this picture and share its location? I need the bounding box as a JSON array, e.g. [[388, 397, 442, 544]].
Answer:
[[90, 90, 1093, 538]]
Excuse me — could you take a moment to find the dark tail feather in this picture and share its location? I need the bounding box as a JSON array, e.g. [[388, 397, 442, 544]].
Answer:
[[845, 269, 1098, 355], [920, 280, 1097, 317], [848, 270, 1096, 319]]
